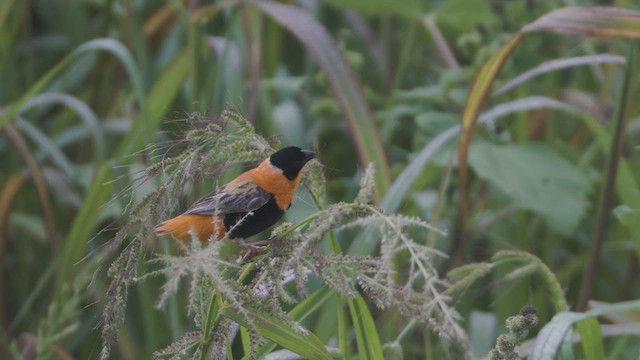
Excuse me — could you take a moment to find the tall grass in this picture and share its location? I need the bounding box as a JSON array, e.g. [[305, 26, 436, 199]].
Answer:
[[1, 1, 640, 359]]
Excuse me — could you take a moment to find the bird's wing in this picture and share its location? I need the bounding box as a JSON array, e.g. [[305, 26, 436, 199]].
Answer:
[[184, 179, 272, 216]]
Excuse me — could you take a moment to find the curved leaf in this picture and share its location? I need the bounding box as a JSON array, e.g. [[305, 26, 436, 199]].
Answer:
[[347, 294, 384, 360], [220, 306, 332, 360], [458, 6, 640, 246], [532, 299, 640, 360], [249, 0, 391, 196]]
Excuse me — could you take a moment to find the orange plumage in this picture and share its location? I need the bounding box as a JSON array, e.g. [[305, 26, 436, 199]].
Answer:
[[155, 215, 227, 241], [155, 147, 315, 242]]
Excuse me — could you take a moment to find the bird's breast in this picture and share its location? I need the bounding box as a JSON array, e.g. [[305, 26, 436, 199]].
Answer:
[[250, 162, 301, 210]]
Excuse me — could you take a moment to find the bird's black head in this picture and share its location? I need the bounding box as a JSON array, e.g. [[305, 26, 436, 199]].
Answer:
[[269, 146, 316, 180]]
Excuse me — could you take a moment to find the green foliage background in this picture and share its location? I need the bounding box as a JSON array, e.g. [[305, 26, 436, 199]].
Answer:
[[1, 0, 640, 359]]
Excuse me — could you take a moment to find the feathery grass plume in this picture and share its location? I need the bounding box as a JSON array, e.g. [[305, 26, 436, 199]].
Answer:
[[445, 262, 493, 296], [248, 164, 468, 347], [302, 159, 327, 207], [104, 112, 470, 358], [100, 110, 274, 359], [489, 305, 538, 360], [355, 162, 376, 205], [336, 206, 466, 343], [100, 234, 143, 360], [36, 256, 100, 360], [153, 331, 201, 359]]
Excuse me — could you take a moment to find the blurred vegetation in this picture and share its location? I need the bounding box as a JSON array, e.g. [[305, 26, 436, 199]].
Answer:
[[2, 0, 640, 359]]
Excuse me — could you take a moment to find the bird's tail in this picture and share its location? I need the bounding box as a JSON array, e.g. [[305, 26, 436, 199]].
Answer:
[[155, 215, 226, 242]]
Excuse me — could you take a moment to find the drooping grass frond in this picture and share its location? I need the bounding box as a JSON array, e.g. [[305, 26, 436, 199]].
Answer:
[[100, 234, 142, 360], [153, 331, 201, 359], [101, 110, 274, 358], [245, 165, 468, 348], [104, 112, 469, 358], [144, 240, 239, 311]]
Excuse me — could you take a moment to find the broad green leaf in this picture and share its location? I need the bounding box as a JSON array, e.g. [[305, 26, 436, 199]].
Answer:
[[468, 141, 590, 235], [381, 96, 579, 216], [250, 0, 391, 197], [220, 306, 331, 360], [347, 294, 384, 360], [458, 6, 640, 242], [521, 7, 640, 36], [575, 317, 604, 360]]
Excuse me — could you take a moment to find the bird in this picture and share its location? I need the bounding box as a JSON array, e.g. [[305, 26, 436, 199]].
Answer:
[[155, 146, 316, 243]]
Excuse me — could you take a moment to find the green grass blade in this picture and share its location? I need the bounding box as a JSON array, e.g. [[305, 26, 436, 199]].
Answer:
[[586, 299, 640, 317], [288, 285, 334, 320], [18, 92, 106, 162], [1, 38, 145, 132], [457, 34, 523, 253], [336, 294, 352, 360], [575, 317, 604, 360], [347, 294, 384, 360], [114, 49, 190, 158], [240, 327, 251, 359], [220, 305, 332, 360], [531, 312, 586, 360], [54, 165, 113, 296], [14, 117, 76, 178], [251, 285, 333, 359], [249, 0, 391, 196], [532, 299, 640, 360]]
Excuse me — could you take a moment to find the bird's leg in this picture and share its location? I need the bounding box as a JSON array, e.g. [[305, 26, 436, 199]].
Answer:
[[237, 238, 274, 261], [245, 239, 273, 247]]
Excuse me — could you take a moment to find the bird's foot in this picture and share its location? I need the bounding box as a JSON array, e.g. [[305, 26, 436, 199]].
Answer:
[[238, 239, 272, 262]]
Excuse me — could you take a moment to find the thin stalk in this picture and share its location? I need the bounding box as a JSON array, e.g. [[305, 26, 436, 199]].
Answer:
[[394, 318, 418, 344], [3, 122, 56, 250], [199, 261, 255, 360], [578, 44, 637, 311], [199, 285, 223, 360], [493, 252, 569, 312], [422, 15, 460, 70]]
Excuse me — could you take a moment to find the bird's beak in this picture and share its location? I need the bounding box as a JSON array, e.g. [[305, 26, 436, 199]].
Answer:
[[301, 149, 316, 164]]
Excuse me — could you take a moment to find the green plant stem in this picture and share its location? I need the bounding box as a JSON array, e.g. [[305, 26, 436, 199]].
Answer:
[[199, 285, 223, 360], [578, 44, 637, 311], [275, 202, 361, 241], [199, 260, 257, 360], [493, 252, 569, 312], [395, 318, 418, 344], [3, 122, 56, 250]]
